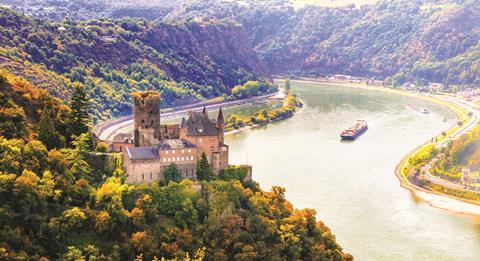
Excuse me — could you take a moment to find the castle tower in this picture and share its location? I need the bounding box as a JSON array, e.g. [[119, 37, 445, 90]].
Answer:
[[132, 91, 161, 147], [217, 107, 224, 143]]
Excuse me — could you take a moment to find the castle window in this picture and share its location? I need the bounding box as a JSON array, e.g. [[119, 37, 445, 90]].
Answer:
[[163, 158, 167, 162], [172, 158, 175, 162], [181, 157, 184, 161], [188, 149, 191, 152], [142, 174, 145, 180], [190, 156, 194, 160], [150, 173, 153, 179], [177, 157, 180, 161], [151, 120, 154, 126], [168, 158, 171, 162], [199, 138, 202, 143], [166, 151, 169, 154], [172, 150, 176, 154], [141, 120, 144, 123], [150, 110, 153, 114], [181, 149, 185, 153]]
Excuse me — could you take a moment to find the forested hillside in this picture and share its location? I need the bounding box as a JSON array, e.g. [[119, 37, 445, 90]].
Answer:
[[0, 63, 351, 260], [0, 7, 269, 122], [167, 0, 480, 87], [5, 0, 479, 88]]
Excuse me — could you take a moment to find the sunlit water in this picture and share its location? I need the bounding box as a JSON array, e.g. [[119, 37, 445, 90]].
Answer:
[[226, 81, 480, 260]]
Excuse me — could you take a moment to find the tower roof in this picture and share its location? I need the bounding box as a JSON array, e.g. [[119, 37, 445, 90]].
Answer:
[[186, 111, 219, 136], [217, 107, 224, 124], [157, 139, 196, 150], [180, 117, 187, 128], [202, 105, 208, 118]]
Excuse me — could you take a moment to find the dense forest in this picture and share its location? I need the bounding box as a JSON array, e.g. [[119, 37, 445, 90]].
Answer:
[[166, 0, 480, 87], [0, 71, 351, 260], [4, 0, 480, 90], [0, 7, 270, 122]]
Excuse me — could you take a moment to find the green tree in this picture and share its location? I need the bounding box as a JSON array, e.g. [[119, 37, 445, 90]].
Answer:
[[163, 163, 181, 184], [69, 133, 92, 180], [38, 107, 65, 150], [67, 83, 90, 139], [196, 152, 213, 181]]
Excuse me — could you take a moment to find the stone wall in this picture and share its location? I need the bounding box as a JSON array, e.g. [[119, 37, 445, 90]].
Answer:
[[123, 153, 161, 184]]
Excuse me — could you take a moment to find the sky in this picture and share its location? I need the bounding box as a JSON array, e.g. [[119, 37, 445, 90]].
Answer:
[[292, 0, 379, 8]]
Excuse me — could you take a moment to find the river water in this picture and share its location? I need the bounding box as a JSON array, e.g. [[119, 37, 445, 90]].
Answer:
[[225, 81, 480, 260]]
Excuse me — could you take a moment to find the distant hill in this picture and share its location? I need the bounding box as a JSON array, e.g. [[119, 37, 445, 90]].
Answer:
[[0, 7, 269, 122], [166, 0, 479, 87], [2, 0, 480, 97]]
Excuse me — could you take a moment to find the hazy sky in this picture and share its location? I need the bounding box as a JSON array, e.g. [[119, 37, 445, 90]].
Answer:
[[292, 0, 379, 8]]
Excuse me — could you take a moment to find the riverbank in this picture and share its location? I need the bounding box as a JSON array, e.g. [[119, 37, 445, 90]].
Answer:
[[285, 78, 480, 215], [224, 90, 302, 135]]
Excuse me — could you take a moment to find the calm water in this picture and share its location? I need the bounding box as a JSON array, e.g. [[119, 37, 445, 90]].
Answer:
[[226, 81, 480, 260]]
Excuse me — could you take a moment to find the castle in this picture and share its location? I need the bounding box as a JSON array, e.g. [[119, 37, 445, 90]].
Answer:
[[122, 91, 229, 184]]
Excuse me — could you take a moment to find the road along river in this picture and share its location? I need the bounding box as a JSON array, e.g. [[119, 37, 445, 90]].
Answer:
[[226, 80, 480, 260]]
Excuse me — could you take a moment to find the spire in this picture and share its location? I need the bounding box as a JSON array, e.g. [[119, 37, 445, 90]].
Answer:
[[180, 117, 187, 128], [217, 107, 224, 124], [202, 105, 208, 118]]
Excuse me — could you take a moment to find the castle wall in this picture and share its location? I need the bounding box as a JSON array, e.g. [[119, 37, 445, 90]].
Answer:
[[123, 153, 161, 184], [160, 124, 180, 140], [183, 135, 220, 162], [159, 147, 197, 179]]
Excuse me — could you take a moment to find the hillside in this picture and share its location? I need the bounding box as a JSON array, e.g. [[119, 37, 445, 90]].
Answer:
[[0, 7, 269, 122], [0, 70, 351, 260], [5, 1, 479, 88], [165, 0, 480, 87]]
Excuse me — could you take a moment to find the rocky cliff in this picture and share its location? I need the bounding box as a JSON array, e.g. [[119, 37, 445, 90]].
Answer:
[[0, 8, 269, 120]]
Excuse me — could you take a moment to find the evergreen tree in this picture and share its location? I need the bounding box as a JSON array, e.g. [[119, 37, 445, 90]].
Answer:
[[163, 163, 181, 184], [196, 152, 213, 181], [68, 83, 90, 139], [38, 107, 65, 150], [69, 133, 92, 181]]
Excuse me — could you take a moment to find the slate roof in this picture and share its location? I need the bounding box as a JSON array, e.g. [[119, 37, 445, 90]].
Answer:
[[126, 146, 159, 160], [112, 133, 133, 143], [186, 111, 219, 136], [157, 139, 196, 150]]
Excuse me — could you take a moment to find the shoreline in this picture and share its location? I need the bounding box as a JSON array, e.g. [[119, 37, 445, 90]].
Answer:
[[224, 113, 297, 137], [286, 78, 480, 216]]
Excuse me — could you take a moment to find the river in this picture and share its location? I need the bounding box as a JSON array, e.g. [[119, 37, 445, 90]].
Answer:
[[225, 80, 480, 260]]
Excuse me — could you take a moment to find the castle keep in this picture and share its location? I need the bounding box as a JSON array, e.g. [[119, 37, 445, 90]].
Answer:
[[123, 91, 229, 184]]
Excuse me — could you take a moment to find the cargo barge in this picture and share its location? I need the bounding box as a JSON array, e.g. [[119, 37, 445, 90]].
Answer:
[[340, 120, 368, 140]]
